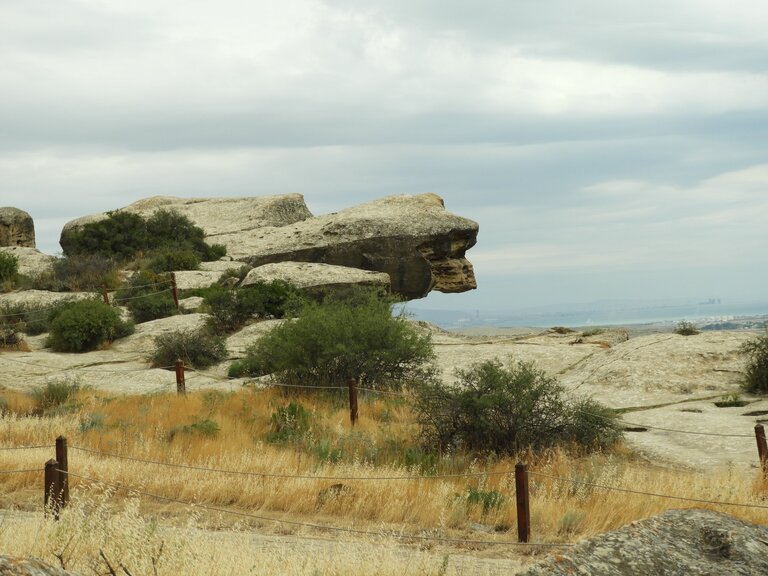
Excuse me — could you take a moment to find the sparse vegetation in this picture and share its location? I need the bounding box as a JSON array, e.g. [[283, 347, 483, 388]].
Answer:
[[413, 359, 623, 454], [0, 251, 19, 288], [204, 281, 306, 333], [31, 377, 81, 414], [63, 208, 226, 263], [674, 320, 700, 336], [46, 299, 134, 352], [115, 270, 177, 323], [231, 293, 434, 388], [150, 327, 228, 369], [741, 330, 768, 394]]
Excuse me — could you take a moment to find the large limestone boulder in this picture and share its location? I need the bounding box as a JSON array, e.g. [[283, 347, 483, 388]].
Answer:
[[0, 208, 35, 248], [0, 247, 55, 278], [520, 509, 768, 575], [233, 194, 477, 299], [59, 193, 479, 300], [241, 262, 391, 294], [59, 194, 313, 253]]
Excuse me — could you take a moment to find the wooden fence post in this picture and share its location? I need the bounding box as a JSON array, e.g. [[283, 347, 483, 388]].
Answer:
[[170, 273, 179, 311], [515, 462, 531, 543], [55, 436, 69, 509], [44, 458, 62, 520], [348, 378, 358, 426], [175, 359, 186, 395], [102, 286, 110, 305], [755, 424, 768, 470]]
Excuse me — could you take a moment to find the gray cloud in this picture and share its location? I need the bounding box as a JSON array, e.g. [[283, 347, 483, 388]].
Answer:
[[0, 0, 766, 310]]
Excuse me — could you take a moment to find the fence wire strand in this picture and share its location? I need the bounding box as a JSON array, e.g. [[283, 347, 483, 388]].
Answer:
[[69, 445, 514, 481], [62, 469, 571, 548], [528, 470, 768, 510]]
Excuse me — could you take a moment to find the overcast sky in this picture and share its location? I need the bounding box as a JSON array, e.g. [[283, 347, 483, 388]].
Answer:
[[1, 0, 767, 311]]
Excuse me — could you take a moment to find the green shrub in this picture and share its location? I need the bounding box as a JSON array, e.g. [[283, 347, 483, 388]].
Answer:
[[0, 301, 71, 335], [234, 294, 435, 389], [267, 401, 312, 443], [413, 359, 622, 455], [145, 247, 201, 273], [150, 327, 227, 369], [205, 281, 306, 333], [62, 208, 226, 263], [31, 377, 80, 413], [466, 487, 504, 514], [0, 252, 19, 284], [741, 330, 768, 394], [126, 292, 177, 323], [674, 320, 700, 336], [47, 299, 134, 352], [115, 271, 177, 323]]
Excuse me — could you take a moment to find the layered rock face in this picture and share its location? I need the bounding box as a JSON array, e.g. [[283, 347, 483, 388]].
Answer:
[[59, 193, 478, 300], [0, 207, 35, 248]]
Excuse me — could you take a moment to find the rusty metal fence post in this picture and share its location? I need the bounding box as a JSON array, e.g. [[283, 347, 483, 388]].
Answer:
[[175, 359, 186, 395], [348, 378, 359, 426], [756, 424, 768, 470], [44, 458, 62, 520], [55, 436, 69, 509], [515, 462, 531, 543], [170, 273, 179, 311]]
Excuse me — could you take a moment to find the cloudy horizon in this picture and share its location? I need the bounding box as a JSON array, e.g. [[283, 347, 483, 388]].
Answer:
[[1, 1, 767, 311]]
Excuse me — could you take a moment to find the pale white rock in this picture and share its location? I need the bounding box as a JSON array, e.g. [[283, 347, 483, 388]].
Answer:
[[241, 262, 390, 291], [110, 313, 211, 356], [0, 208, 35, 248], [0, 247, 55, 278], [171, 270, 222, 290]]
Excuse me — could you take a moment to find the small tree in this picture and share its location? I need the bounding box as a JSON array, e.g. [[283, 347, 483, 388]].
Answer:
[[413, 359, 622, 454], [742, 330, 768, 394], [231, 293, 434, 389], [674, 320, 700, 336], [151, 327, 227, 369]]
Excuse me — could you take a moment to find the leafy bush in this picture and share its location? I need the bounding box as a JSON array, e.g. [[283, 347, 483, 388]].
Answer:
[[115, 271, 176, 323], [413, 359, 622, 455], [145, 247, 201, 273], [31, 377, 81, 413], [0, 301, 71, 335], [205, 281, 306, 333], [674, 320, 700, 336], [150, 327, 227, 369], [267, 401, 313, 443], [233, 294, 435, 389], [62, 208, 226, 263], [47, 299, 134, 352], [0, 252, 19, 285], [741, 330, 768, 394]]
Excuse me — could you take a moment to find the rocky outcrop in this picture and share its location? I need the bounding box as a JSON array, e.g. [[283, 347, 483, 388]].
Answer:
[[241, 262, 391, 294], [0, 208, 35, 248], [0, 247, 55, 278], [59, 194, 313, 254], [0, 555, 79, 575], [520, 509, 768, 575], [59, 193, 479, 300]]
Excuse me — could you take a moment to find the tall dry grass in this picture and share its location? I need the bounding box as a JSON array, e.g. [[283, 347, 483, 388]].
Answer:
[[0, 385, 766, 572]]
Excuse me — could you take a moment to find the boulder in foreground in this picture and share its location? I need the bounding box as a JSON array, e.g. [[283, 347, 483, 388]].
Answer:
[[520, 509, 768, 576]]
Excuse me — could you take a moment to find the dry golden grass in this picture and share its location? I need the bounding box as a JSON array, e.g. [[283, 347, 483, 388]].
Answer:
[[0, 385, 766, 573]]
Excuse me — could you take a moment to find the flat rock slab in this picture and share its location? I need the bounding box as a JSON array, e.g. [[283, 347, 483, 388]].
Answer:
[[0, 247, 53, 277], [241, 261, 390, 291], [0, 290, 93, 309], [110, 313, 211, 356], [520, 509, 768, 576], [171, 270, 222, 290]]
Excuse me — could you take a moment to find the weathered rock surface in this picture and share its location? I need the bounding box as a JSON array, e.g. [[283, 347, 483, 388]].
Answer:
[[0, 208, 35, 248], [241, 262, 391, 293], [59, 193, 479, 300], [0, 290, 92, 309], [0, 555, 79, 576], [520, 509, 768, 576], [0, 247, 54, 278], [59, 194, 312, 252], [232, 194, 477, 299]]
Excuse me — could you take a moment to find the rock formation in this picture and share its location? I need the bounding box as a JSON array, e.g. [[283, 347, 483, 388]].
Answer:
[[0, 247, 55, 278], [241, 262, 391, 294], [59, 193, 478, 300], [0, 208, 35, 248], [520, 509, 768, 575]]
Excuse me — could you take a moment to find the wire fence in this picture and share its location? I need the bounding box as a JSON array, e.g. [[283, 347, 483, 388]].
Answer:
[[4, 434, 768, 550]]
